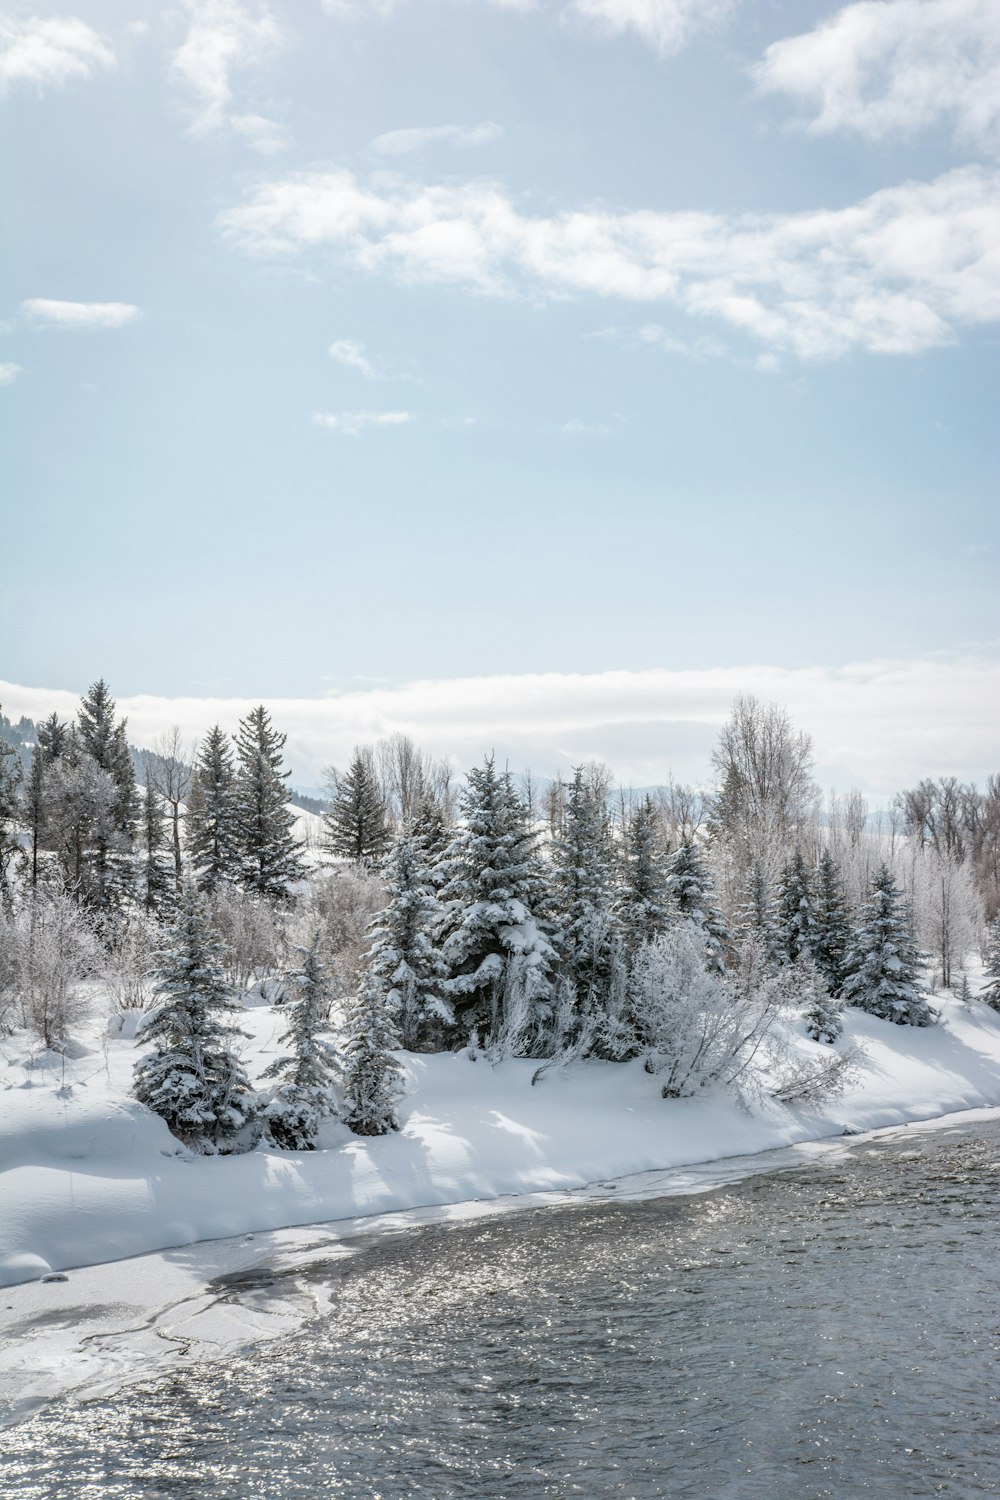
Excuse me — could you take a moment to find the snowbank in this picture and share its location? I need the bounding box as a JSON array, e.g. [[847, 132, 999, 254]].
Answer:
[[3, 991, 1000, 1422], [4, 994, 1000, 1294]]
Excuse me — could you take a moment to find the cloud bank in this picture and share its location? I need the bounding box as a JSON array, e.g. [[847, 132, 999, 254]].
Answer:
[[219, 164, 1000, 359], [4, 655, 997, 801], [0, 15, 114, 91], [754, 0, 1000, 155]]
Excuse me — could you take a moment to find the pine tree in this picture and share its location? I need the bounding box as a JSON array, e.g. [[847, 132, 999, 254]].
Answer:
[[232, 706, 306, 900], [261, 931, 341, 1149], [981, 917, 1000, 1011], [734, 860, 783, 966], [617, 795, 669, 953], [777, 850, 815, 964], [133, 886, 257, 1151], [75, 680, 138, 909], [366, 823, 448, 1050], [437, 756, 555, 1047], [551, 766, 619, 1034], [342, 967, 404, 1136], [812, 849, 854, 997], [797, 958, 843, 1044], [324, 747, 390, 867], [842, 865, 934, 1026], [142, 767, 173, 914], [664, 839, 731, 973], [187, 724, 240, 893]]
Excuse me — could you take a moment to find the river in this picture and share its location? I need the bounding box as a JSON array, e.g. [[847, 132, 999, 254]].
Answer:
[[3, 1114, 999, 1498]]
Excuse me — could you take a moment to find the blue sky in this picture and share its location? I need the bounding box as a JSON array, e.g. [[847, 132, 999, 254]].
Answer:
[[1, 0, 998, 785]]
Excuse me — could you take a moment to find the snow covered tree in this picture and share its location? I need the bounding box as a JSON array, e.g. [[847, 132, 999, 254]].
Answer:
[[777, 850, 816, 965], [437, 756, 555, 1048], [75, 679, 137, 909], [187, 724, 240, 893], [811, 849, 854, 997], [664, 839, 730, 972], [324, 746, 390, 867], [981, 917, 1000, 1011], [43, 736, 122, 908], [796, 957, 843, 1044], [630, 925, 786, 1100], [260, 931, 341, 1149], [365, 823, 448, 1050], [0, 716, 21, 907], [733, 860, 783, 967], [133, 886, 258, 1152], [551, 765, 619, 1036], [842, 865, 934, 1027], [233, 706, 305, 900], [141, 766, 173, 914], [617, 795, 670, 954], [342, 966, 404, 1136]]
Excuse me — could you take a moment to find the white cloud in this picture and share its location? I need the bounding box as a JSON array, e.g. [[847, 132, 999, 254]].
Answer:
[[219, 163, 1000, 360], [2, 654, 996, 799], [328, 338, 379, 377], [0, 361, 21, 384], [172, 0, 285, 152], [753, 0, 1000, 154], [0, 15, 114, 91], [323, 0, 733, 54], [20, 298, 140, 330], [565, 0, 737, 57], [312, 409, 413, 434], [371, 121, 503, 156]]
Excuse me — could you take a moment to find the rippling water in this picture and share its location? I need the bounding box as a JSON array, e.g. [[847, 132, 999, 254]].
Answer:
[[5, 1118, 1000, 1498]]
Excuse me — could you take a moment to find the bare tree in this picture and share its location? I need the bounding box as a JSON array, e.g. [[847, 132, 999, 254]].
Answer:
[[150, 727, 194, 893], [709, 696, 819, 896]]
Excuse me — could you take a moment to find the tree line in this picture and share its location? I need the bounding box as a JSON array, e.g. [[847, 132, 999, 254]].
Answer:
[[1, 684, 998, 1152]]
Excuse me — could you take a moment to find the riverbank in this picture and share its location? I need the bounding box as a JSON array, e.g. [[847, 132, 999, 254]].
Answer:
[[3, 990, 1000, 1419]]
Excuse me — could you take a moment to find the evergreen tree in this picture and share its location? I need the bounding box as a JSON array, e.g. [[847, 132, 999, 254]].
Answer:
[[437, 756, 555, 1046], [842, 865, 934, 1026], [366, 824, 448, 1050], [617, 795, 669, 953], [664, 839, 731, 973], [233, 706, 306, 900], [551, 766, 619, 1034], [777, 850, 816, 964], [133, 886, 257, 1151], [324, 746, 390, 867], [812, 850, 854, 997], [24, 714, 71, 890], [76, 680, 137, 908], [981, 917, 1000, 1011], [36, 712, 70, 764], [734, 860, 783, 967], [187, 724, 240, 893], [0, 714, 21, 906], [797, 958, 843, 1044], [261, 931, 341, 1149], [342, 967, 404, 1136], [142, 767, 173, 914]]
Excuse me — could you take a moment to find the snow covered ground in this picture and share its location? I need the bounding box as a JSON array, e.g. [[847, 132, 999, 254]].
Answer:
[[3, 989, 1000, 1422]]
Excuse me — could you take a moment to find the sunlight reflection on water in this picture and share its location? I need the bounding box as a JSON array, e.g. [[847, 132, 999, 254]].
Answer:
[[4, 1119, 999, 1498]]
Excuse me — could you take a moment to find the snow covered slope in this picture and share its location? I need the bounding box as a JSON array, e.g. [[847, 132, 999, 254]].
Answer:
[[4, 995, 1000, 1292]]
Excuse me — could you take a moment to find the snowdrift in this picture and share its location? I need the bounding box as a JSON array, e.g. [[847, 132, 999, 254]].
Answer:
[[4, 993, 1000, 1290]]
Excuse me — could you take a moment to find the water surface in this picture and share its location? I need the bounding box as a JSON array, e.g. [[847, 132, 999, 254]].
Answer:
[[4, 1117, 999, 1498]]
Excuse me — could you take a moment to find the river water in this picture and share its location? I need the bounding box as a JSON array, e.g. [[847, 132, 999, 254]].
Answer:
[[4, 1116, 1000, 1498]]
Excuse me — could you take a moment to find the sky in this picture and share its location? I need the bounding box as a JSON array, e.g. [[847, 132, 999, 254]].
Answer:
[[2, 0, 998, 791]]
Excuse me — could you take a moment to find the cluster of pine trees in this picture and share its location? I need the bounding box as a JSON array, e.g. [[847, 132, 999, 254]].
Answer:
[[2, 686, 999, 1149]]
